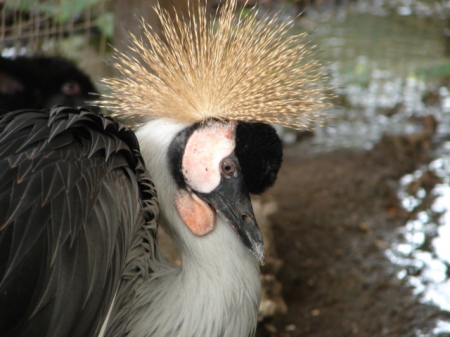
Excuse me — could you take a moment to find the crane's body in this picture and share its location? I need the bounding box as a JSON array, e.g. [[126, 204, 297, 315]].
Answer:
[[0, 108, 272, 337], [0, 0, 331, 336], [0, 108, 155, 336]]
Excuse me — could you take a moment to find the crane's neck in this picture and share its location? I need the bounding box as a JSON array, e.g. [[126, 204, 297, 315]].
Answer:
[[131, 119, 261, 337]]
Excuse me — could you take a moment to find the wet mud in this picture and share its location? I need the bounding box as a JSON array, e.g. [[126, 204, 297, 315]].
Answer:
[[256, 116, 450, 337]]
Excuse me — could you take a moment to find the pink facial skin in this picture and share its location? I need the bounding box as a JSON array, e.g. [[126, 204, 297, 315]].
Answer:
[[175, 122, 236, 236], [181, 123, 235, 194], [175, 189, 216, 236]]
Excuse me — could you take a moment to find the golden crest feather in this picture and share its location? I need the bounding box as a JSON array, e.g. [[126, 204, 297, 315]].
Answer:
[[101, 0, 332, 129]]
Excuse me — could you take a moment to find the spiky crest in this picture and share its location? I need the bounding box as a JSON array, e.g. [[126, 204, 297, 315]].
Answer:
[[101, 0, 332, 129]]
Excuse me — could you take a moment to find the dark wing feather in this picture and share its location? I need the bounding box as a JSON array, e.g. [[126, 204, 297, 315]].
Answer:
[[0, 107, 158, 337]]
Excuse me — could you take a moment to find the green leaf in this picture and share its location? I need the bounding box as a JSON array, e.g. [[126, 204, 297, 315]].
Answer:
[[95, 12, 114, 40], [56, 0, 104, 23]]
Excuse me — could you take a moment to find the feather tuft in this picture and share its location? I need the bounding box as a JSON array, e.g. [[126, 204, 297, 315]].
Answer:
[[101, 0, 333, 130]]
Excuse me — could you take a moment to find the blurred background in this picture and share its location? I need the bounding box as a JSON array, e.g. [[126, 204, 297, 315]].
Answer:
[[1, 0, 449, 336]]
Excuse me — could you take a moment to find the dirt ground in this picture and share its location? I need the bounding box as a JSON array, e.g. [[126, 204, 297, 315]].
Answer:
[[255, 116, 450, 337]]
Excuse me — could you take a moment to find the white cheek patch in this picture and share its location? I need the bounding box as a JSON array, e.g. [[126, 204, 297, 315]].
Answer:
[[182, 123, 235, 193]]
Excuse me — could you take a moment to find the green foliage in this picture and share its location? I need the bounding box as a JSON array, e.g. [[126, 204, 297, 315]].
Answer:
[[96, 12, 114, 40], [5, 0, 114, 47], [416, 60, 450, 79], [6, 0, 113, 31], [56, 0, 104, 23], [5, 0, 55, 13]]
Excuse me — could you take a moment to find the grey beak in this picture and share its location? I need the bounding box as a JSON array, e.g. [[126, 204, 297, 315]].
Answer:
[[196, 158, 265, 264]]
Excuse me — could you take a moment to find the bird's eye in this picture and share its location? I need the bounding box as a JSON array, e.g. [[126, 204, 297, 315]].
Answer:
[[220, 159, 236, 177], [61, 80, 81, 95]]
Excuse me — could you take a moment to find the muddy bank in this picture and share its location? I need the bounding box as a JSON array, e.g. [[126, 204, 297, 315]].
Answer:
[[256, 116, 450, 337]]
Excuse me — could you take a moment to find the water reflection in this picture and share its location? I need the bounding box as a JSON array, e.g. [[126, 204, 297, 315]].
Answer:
[[387, 151, 450, 334], [295, 2, 449, 152], [310, 75, 430, 151]]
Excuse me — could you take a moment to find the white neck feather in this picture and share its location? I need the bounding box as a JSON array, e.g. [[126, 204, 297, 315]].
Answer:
[[129, 119, 261, 337]]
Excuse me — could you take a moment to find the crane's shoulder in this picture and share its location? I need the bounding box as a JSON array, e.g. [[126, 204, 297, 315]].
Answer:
[[0, 107, 158, 337]]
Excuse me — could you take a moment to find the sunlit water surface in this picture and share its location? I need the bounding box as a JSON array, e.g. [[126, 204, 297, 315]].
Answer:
[[389, 148, 450, 335]]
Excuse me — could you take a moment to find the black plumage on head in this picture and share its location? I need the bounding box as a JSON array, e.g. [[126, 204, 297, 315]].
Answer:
[[235, 122, 282, 195]]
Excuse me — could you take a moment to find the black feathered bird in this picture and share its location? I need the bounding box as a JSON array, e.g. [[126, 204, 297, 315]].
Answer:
[[0, 56, 98, 111]]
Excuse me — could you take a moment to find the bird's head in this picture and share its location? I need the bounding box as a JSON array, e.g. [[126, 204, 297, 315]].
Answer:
[[101, 0, 332, 263], [166, 119, 282, 263]]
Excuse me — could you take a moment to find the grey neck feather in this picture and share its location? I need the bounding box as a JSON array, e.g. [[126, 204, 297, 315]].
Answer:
[[120, 119, 261, 337]]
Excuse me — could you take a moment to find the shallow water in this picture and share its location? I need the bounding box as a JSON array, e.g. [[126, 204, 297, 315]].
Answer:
[[388, 147, 450, 335]]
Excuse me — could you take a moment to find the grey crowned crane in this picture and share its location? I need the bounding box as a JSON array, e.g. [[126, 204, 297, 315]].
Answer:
[[0, 1, 330, 337]]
